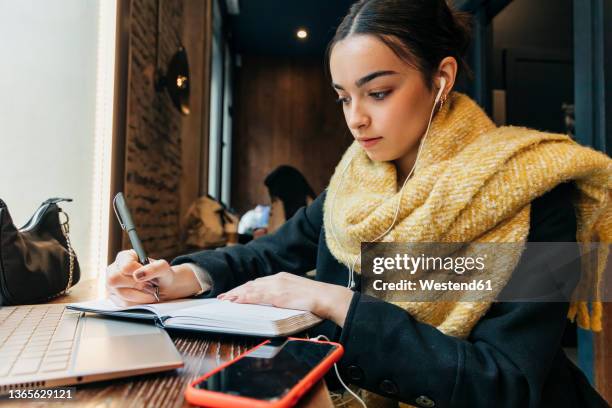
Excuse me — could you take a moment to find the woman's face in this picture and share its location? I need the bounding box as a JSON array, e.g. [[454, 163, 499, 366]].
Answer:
[[267, 197, 285, 233], [329, 34, 437, 164]]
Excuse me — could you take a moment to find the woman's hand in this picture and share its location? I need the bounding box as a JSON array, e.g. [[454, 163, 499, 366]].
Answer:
[[252, 228, 268, 238], [222, 211, 240, 245], [105, 250, 205, 306], [217, 272, 354, 327]]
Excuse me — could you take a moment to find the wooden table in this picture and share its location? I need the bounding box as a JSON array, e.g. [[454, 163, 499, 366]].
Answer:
[[7, 279, 334, 408]]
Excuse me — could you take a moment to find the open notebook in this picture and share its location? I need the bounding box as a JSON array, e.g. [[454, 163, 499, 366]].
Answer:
[[67, 298, 322, 337]]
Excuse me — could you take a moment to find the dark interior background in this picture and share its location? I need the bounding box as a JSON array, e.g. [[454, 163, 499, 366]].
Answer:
[[226, 0, 577, 214], [227, 0, 354, 213], [231, 56, 351, 214], [492, 0, 574, 134]]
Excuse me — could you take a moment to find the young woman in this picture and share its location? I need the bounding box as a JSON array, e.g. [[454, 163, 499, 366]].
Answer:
[[106, 1, 611, 406], [263, 165, 316, 233]]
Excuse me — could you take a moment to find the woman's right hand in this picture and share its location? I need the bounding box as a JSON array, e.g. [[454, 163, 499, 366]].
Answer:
[[106, 250, 205, 306]]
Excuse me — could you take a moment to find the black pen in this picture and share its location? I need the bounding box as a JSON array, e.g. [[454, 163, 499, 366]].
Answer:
[[112, 192, 160, 302]]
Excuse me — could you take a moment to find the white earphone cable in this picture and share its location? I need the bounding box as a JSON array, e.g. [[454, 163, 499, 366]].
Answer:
[[329, 79, 447, 289], [322, 82, 446, 408], [313, 335, 367, 408]]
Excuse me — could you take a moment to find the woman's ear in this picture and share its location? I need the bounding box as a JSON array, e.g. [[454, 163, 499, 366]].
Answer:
[[437, 56, 458, 95]]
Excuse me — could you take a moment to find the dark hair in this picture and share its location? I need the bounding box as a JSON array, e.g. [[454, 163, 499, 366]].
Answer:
[[264, 166, 316, 219], [326, 0, 472, 89]]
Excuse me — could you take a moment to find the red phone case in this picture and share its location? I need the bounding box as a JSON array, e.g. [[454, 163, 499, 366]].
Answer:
[[184, 337, 344, 408]]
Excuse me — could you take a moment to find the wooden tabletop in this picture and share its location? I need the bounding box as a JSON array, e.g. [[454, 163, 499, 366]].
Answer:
[[6, 279, 333, 408]]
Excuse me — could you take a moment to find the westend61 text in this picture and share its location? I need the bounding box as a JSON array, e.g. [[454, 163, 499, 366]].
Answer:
[[372, 279, 493, 291]]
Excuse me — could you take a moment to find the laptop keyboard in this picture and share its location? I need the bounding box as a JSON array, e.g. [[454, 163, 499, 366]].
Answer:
[[0, 305, 81, 377]]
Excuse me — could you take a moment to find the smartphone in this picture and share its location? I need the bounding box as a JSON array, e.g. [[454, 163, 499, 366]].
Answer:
[[184, 337, 344, 408]]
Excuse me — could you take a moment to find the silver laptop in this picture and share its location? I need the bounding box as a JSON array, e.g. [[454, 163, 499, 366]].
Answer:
[[0, 304, 183, 392]]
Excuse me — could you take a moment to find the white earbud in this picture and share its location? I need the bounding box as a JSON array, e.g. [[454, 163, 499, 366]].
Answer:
[[435, 77, 446, 105]]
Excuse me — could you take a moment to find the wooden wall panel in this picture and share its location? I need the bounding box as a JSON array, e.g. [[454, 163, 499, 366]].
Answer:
[[108, 0, 131, 263], [179, 0, 212, 252], [231, 55, 352, 214]]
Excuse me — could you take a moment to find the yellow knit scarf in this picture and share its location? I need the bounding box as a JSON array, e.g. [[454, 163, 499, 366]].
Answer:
[[324, 92, 611, 340]]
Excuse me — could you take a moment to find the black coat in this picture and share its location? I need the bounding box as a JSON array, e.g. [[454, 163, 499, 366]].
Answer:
[[173, 182, 609, 408]]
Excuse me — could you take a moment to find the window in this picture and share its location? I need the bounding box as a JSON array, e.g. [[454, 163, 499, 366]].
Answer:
[[208, 0, 234, 206], [208, 0, 224, 201], [221, 42, 234, 206], [0, 0, 116, 280]]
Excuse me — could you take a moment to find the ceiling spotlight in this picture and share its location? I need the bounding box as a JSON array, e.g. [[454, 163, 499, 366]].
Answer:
[[296, 29, 308, 39]]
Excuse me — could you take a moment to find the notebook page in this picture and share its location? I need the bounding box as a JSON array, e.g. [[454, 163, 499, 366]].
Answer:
[[68, 298, 154, 313], [68, 298, 216, 318], [141, 298, 217, 316], [168, 299, 311, 322], [164, 300, 322, 336]]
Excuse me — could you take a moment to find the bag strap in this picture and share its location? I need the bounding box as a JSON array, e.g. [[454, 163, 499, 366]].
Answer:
[[43, 198, 73, 205], [59, 209, 75, 295], [42, 208, 75, 301]]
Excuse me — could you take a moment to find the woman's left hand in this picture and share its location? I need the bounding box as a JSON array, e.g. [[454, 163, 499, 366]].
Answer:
[[217, 272, 354, 327]]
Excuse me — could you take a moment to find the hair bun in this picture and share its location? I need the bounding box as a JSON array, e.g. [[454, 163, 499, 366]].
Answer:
[[328, 0, 475, 87]]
